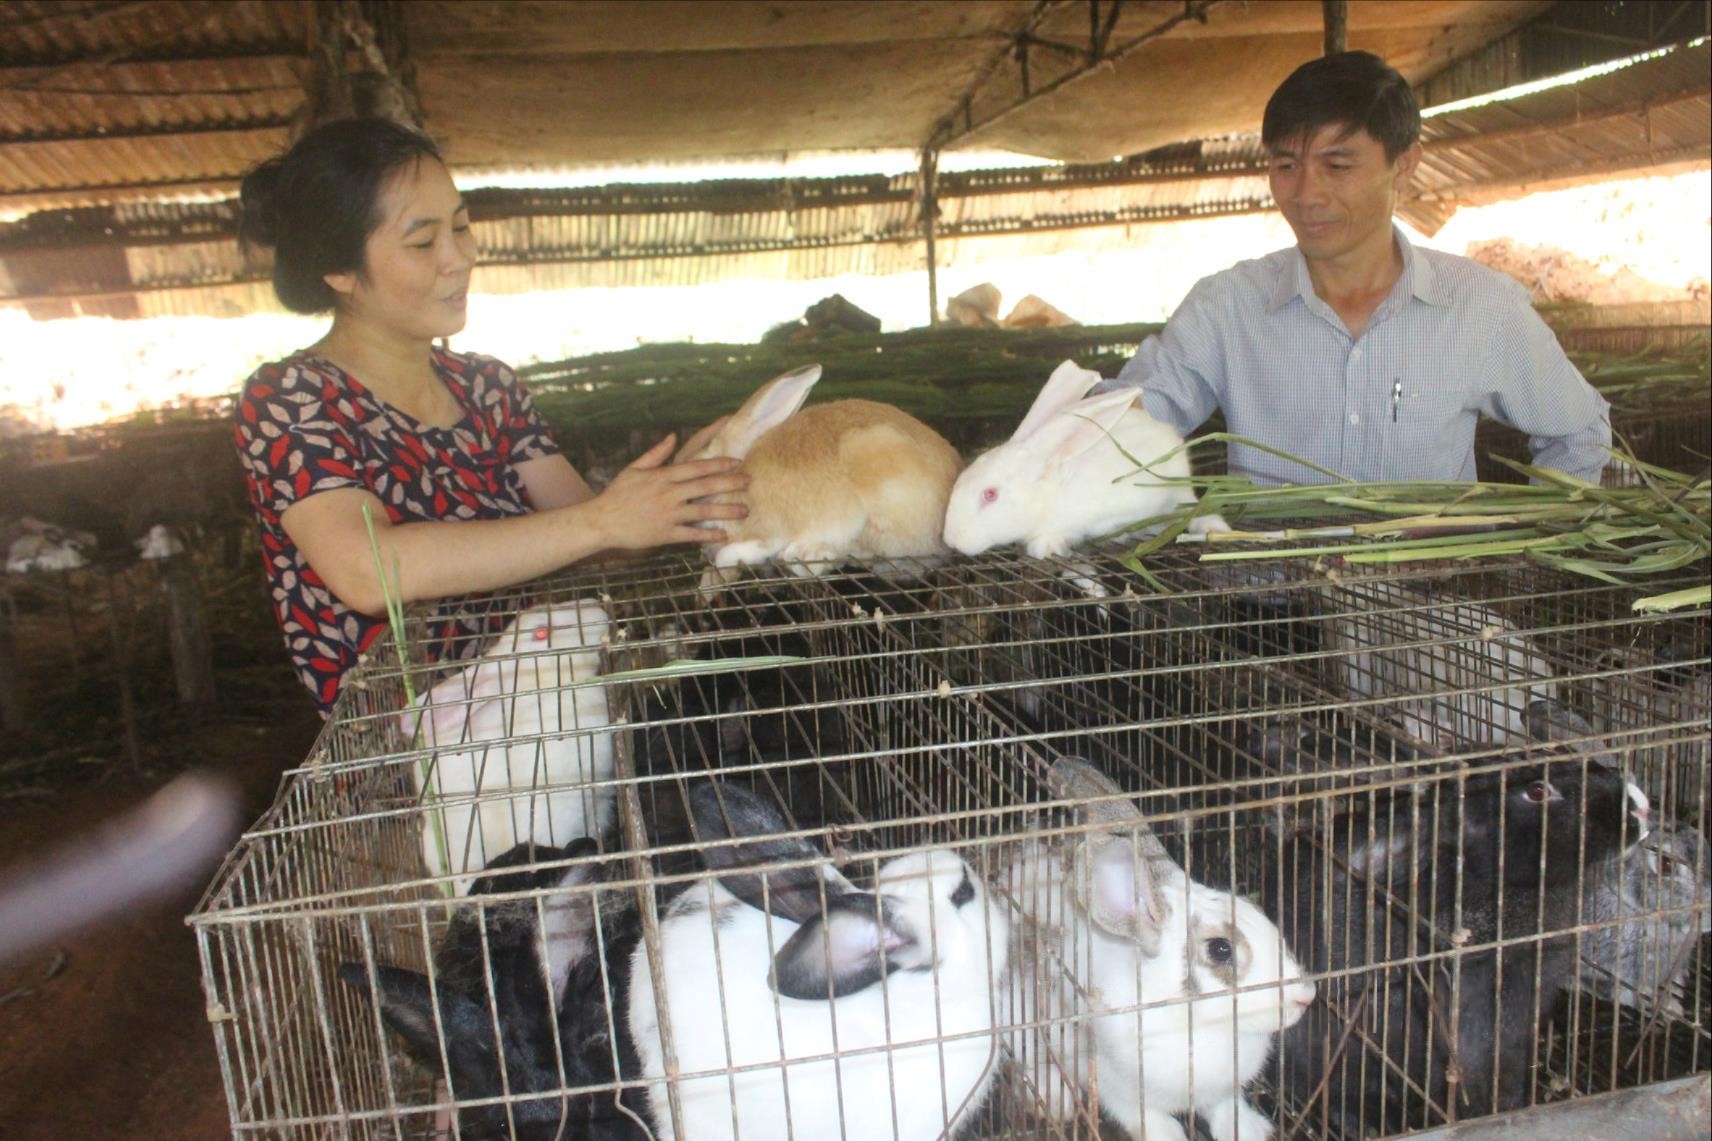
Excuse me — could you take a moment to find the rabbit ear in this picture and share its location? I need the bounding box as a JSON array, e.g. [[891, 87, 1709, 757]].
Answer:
[[1022, 390, 1139, 477], [719, 364, 824, 458], [1525, 699, 1608, 754], [1075, 835, 1171, 955], [1049, 757, 1173, 861], [338, 964, 492, 1080], [691, 782, 853, 925], [770, 892, 922, 999], [1012, 360, 1103, 442]]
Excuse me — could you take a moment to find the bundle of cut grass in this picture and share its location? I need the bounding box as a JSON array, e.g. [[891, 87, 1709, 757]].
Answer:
[[1119, 436, 1710, 613]]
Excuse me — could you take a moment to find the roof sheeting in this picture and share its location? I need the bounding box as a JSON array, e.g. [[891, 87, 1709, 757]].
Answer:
[[1411, 36, 1712, 215], [0, 0, 1553, 211], [0, 1, 1706, 317]]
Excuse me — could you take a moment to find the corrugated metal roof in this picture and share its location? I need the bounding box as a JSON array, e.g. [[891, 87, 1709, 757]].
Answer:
[[0, 0, 1552, 210], [1408, 36, 1711, 221], [0, 17, 1704, 317], [0, 137, 1277, 310], [0, 1, 306, 207]]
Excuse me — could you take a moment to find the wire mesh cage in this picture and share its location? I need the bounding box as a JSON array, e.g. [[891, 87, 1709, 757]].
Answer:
[[190, 544, 1711, 1140]]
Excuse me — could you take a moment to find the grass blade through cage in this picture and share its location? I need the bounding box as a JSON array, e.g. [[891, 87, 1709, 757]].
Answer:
[[361, 502, 452, 892]]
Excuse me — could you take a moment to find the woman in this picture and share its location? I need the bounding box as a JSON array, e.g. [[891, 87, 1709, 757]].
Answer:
[[233, 117, 746, 712]]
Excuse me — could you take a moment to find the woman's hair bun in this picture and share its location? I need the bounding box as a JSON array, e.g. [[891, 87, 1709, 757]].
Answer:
[[238, 157, 284, 249]]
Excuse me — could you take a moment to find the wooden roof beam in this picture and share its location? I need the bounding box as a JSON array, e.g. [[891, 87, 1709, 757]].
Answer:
[[0, 177, 241, 216], [0, 43, 305, 91], [0, 114, 293, 147], [927, 0, 1224, 152]]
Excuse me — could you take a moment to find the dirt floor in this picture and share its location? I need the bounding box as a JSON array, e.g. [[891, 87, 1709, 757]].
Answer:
[[0, 708, 324, 1139]]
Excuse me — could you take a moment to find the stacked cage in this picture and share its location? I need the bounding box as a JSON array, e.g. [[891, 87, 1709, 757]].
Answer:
[[191, 544, 1710, 1139]]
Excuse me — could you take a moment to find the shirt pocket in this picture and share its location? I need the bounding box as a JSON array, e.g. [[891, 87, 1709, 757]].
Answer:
[[1388, 380, 1476, 453]]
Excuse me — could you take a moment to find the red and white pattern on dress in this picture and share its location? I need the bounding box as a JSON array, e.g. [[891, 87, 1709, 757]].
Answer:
[[233, 347, 562, 714]]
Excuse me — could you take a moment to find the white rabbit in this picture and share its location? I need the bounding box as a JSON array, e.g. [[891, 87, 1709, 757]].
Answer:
[[943, 360, 1227, 559], [401, 599, 615, 891], [6, 532, 89, 572], [628, 783, 1008, 1141], [1007, 759, 1314, 1141]]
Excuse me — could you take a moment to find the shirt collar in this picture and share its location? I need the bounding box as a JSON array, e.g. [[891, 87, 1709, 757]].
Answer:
[[1269, 223, 1449, 313]]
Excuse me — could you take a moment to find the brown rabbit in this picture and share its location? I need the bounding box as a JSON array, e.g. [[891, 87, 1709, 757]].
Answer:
[[691, 364, 963, 588]]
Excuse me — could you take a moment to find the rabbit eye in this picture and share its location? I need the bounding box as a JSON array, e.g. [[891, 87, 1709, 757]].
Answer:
[[980, 487, 999, 506], [1525, 781, 1556, 803], [950, 874, 975, 908], [532, 627, 550, 642], [1205, 936, 1234, 964]]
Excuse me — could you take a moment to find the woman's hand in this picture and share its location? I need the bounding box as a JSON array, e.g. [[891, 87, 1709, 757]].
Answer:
[[585, 433, 749, 549]]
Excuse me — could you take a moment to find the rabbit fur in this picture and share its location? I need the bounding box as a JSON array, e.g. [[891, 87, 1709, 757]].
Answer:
[[338, 840, 647, 1140], [942, 360, 1227, 559], [1319, 579, 1556, 751], [1007, 758, 1315, 1141], [1268, 707, 1650, 1135], [1579, 823, 1710, 1016], [690, 364, 964, 587], [403, 600, 616, 892], [627, 782, 1008, 1141]]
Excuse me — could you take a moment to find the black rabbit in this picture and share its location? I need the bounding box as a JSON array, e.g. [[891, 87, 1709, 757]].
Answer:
[[1268, 706, 1649, 1134], [339, 839, 646, 1140]]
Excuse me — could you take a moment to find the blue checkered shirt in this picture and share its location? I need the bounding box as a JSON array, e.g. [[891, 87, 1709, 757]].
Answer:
[[1100, 227, 1612, 485]]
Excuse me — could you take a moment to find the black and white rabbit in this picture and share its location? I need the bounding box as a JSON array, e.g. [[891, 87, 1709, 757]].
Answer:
[[1269, 727, 1649, 1134], [1579, 823, 1710, 1016], [1007, 758, 1315, 1141], [339, 840, 646, 1140], [627, 782, 1009, 1141]]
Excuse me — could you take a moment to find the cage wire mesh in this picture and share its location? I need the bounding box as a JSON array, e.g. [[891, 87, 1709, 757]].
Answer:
[[191, 543, 1711, 1139]]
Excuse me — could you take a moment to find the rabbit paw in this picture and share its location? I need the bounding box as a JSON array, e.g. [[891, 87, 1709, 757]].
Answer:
[[1024, 535, 1072, 559], [1187, 513, 1231, 536], [1058, 556, 1113, 602], [712, 539, 783, 568], [1139, 1108, 1191, 1141], [1202, 1096, 1271, 1141]]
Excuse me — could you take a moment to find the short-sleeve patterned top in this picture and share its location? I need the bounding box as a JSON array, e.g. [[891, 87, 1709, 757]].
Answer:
[[233, 347, 563, 714]]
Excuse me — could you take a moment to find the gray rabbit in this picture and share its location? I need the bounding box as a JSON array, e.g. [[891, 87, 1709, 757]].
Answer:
[[1578, 824, 1710, 1017]]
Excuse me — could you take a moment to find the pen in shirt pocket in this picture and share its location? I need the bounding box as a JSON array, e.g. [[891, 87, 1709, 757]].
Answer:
[[1392, 379, 1402, 422]]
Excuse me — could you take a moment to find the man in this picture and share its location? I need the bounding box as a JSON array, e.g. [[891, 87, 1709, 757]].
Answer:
[[1100, 51, 1611, 485]]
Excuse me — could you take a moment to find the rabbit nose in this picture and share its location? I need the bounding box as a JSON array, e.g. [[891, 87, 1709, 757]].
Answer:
[[1626, 784, 1651, 837]]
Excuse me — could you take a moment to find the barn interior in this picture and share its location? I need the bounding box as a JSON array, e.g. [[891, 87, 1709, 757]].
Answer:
[[0, 2, 1709, 1139]]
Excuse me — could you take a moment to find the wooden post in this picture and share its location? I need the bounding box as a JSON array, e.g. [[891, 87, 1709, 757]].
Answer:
[[104, 572, 142, 772], [299, 0, 354, 135], [159, 550, 217, 707], [0, 587, 22, 735], [1323, 0, 1348, 55], [919, 147, 941, 327]]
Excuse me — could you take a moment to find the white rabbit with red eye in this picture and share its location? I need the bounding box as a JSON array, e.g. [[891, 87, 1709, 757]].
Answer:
[[687, 363, 964, 589], [943, 360, 1227, 559], [401, 600, 615, 892]]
